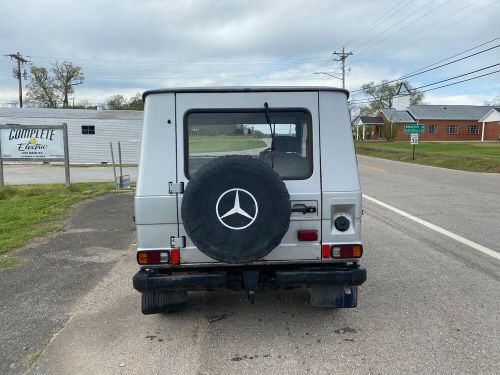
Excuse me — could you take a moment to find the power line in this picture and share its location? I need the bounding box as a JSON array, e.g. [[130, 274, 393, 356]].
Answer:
[[355, 0, 451, 57], [345, 0, 411, 48], [393, 36, 500, 79], [415, 68, 500, 94], [349, 67, 500, 104], [350, 43, 500, 93], [354, 0, 437, 55], [411, 62, 500, 91], [363, 0, 499, 62]]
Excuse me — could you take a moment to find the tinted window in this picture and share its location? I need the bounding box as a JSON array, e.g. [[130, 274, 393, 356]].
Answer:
[[82, 125, 95, 135], [185, 110, 312, 179]]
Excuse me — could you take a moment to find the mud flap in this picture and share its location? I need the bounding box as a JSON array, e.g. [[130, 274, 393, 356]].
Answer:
[[242, 270, 259, 304], [310, 285, 358, 308]]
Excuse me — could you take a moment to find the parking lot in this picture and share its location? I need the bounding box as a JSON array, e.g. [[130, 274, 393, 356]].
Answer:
[[1, 157, 499, 374]]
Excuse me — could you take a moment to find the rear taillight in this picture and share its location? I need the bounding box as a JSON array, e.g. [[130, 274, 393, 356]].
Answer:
[[322, 244, 363, 259], [170, 249, 180, 265], [137, 250, 174, 265], [322, 244, 331, 258], [298, 230, 318, 241]]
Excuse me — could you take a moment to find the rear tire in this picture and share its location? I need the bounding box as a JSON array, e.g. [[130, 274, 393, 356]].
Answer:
[[141, 290, 188, 315]]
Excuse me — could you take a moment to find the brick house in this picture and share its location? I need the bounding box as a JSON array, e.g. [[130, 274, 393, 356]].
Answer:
[[376, 105, 497, 141], [479, 108, 500, 141]]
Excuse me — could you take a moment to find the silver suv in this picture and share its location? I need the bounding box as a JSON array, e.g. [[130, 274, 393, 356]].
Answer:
[[133, 87, 366, 314]]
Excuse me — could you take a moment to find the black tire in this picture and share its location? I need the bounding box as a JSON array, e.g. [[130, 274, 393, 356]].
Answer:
[[141, 290, 188, 315], [182, 155, 291, 264]]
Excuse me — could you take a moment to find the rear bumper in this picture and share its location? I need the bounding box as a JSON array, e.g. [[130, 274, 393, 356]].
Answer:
[[133, 265, 367, 292]]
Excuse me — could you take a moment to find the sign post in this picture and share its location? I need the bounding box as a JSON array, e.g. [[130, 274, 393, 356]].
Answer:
[[410, 133, 419, 160], [404, 124, 424, 161], [0, 123, 70, 187], [0, 136, 4, 187]]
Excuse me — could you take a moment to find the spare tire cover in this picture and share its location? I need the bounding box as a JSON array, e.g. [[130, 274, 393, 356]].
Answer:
[[181, 155, 291, 264]]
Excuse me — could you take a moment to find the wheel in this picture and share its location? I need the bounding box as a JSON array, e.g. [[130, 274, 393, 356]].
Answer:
[[141, 290, 188, 315], [181, 155, 291, 264]]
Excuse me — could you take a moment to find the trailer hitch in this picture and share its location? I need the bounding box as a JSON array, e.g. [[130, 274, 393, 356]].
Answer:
[[242, 270, 259, 304]]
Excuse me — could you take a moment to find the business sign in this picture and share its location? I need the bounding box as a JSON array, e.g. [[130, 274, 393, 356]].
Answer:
[[0, 124, 70, 187], [0, 127, 64, 159], [404, 124, 424, 134]]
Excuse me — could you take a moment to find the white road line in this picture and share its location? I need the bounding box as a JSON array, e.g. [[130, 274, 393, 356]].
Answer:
[[363, 194, 500, 261]]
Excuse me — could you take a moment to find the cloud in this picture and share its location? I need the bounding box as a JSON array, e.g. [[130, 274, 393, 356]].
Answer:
[[1, 0, 499, 105]]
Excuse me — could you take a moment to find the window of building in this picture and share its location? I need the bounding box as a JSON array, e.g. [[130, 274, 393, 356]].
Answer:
[[82, 125, 95, 135], [428, 124, 437, 134], [447, 125, 459, 134], [467, 125, 480, 134], [185, 109, 312, 180]]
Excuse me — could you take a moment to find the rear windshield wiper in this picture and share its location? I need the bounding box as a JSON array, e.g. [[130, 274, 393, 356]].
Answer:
[[264, 102, 276, 169]]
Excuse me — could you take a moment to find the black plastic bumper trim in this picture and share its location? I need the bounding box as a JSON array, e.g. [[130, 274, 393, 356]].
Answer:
[[133, 266, 366, 292]]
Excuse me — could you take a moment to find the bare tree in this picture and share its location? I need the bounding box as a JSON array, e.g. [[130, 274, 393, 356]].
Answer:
[[26, 65, 58, 108], [52, 61, 85, 108]]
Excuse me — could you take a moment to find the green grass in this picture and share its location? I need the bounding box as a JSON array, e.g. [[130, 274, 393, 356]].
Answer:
[[0, 183, 115, 269], [189, 136, 267, 153], [355, 141, 500, 173]]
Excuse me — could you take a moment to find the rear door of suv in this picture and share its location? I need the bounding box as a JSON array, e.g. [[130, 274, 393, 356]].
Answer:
[[175, 90, 322, 263]]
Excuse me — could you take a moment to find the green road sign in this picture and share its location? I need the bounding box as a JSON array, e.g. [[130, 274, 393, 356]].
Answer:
[[404, 124, 424, 134]]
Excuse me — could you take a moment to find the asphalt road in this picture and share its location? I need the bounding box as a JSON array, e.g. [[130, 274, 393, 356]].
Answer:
[[1, 158, 499, 374]]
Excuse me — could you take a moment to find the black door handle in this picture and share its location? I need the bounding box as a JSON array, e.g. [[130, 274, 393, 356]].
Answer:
[[291, 204, 317, 214]]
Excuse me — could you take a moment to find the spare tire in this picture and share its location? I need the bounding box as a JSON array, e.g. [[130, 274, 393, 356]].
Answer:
[[181, 155, 291, 264]]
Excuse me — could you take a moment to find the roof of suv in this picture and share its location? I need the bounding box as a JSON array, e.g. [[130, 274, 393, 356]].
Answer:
[[142, 86, 349, 100]]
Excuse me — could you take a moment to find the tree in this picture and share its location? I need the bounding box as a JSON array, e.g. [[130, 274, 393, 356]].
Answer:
[[382, 119, 399, 140], [484, 94, 500, 106], [359, 80, 424, 116], [125, 93, 144, 110], [106, 94, 127, 110], [106, 93, 144, 110], [26, 65, 58, 108], [52, 61, 85, 108]]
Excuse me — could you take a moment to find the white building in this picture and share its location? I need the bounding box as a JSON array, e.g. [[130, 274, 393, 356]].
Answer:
[[0, 108, 143, 163]]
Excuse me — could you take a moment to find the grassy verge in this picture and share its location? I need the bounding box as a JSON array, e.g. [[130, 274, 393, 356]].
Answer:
[[355, 141, 500, 173], [189, 136, 267, 153], [0, 183, 115, 269]]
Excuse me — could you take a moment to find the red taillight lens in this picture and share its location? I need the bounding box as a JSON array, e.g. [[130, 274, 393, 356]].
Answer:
[[137, 251, 170, 265], [170, 249, 180, 265], [298, 230, 318, 241], [331, 245, 363, 258], [322, 244, 331, 259]]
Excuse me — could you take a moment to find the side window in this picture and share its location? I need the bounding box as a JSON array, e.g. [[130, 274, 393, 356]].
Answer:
[[428, 124, 437, 134], [82, 125, 95, 135], [185, 110, 312, 180], [447, 125, 458, 134], [467, 125, 480, 134]]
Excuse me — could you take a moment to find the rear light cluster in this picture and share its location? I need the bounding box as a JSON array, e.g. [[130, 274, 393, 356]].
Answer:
[[297, 230, 318, 241], [322, 244, 363, 259], [137, 249, 180, 265]]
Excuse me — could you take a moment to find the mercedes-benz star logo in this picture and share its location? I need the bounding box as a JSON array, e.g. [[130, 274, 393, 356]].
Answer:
[[216, 188, 258, 230]]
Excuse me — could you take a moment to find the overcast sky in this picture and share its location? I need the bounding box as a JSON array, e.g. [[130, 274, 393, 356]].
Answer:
[[1, 0, 499, 107]]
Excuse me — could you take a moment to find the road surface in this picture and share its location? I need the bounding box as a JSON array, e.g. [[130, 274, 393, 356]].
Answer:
[[1, 164, 137, 185], [1, 157, 499, 374]]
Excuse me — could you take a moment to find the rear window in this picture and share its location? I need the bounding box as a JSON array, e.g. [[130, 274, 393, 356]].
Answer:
[[185, 109, 312, 179]]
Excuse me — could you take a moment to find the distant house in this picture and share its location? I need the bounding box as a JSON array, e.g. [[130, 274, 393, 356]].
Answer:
[[378, 105, 496, 141], [479, 108, 500, 141], [353, 116, 384, 140], [0, 107, 143, 163]]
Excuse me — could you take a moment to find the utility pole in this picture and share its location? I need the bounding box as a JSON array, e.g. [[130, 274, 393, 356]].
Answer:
[[333, 47, 353, 89], [5, 52, 29, 108]]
